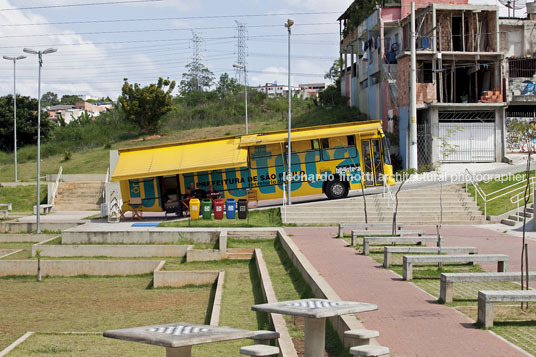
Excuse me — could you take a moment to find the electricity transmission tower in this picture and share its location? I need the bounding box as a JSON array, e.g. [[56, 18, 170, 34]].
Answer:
[[191, 30, 204, 91], [235, 21, 248, 84]]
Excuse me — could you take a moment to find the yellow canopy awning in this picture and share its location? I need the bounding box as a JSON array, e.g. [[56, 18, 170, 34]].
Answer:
[[111, 138, 247, 181]]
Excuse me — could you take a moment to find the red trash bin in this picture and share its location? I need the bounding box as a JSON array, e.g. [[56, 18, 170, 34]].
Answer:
[[213, 199, 225, 220]]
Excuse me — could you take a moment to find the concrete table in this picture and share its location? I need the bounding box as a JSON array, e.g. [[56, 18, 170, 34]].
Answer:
[[252, 298, 377, 357], [103, 322, 258, 357]]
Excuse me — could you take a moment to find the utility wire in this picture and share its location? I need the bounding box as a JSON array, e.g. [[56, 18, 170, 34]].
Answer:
[[0, 23, 336, 39], [0, 11, 341, 27], [0, 0, 163, 12]]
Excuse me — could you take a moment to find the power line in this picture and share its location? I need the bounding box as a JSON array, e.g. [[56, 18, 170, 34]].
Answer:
[[0, 23, 336, 39], [0, 11, 341, 27], [0, 32, 337, 50], [0, 0, 163, 12]]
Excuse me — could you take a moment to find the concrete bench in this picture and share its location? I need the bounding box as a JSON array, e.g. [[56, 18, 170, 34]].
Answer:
[[0, 203, 12, 211], [440, 271, 536, 303], [478, 290, 536, 328], [403, 254, 509, 281], [0, 203, 12, 219], [384, 246, 477, 268], [349, 345, 389, 356], [344, 329, 379, 346], [250, 330, 280, 345], [338, 222, 403, 237], [240, 344, 280, 356], [362, 236, 441, 255], [33, 204, 53, 215]]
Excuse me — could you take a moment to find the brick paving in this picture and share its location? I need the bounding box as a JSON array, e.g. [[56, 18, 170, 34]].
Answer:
[[285, 225, 533, 357]]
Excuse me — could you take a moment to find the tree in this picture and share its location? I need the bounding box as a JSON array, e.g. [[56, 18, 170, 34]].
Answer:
[[179, 62, 215, 94], [0, 95, 53, 151], [41, 91, 59, 107], [60, 94, 83, 105], [324, 59, 343, 83], [216, 73, 241, 99], [119, 77, 176, 133]]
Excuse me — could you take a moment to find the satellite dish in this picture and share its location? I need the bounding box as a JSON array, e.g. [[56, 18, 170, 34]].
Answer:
[[498, 0, 526, 10]]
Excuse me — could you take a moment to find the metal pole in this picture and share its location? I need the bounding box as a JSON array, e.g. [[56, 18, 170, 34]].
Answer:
[[245, 67, 248, 134], [287, 22, 292, 205], [409, 2, 418, 170], [36, 53, 42, 233], [13, 60, 18, 182]]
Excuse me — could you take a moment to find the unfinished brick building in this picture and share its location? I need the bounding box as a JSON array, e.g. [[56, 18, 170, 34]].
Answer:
[[397, 4, 506, 166]]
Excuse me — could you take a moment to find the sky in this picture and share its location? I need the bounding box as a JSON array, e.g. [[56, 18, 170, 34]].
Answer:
[[0, 0, 526, 100]]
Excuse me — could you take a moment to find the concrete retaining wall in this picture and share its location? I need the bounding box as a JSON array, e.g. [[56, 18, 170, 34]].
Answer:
[[0, 260, 162, 277], [277, 229, 375, 348], [227, 230, 278, 240], [0, 234, 58, 243], [0, 222, 82, 233], [61, 230, 219, 244], [153, 269, 219, 288], [32, 245, 193, 258], [186, 249, 223, 262], [254, 248, 298, 357], [209, 272, 225, 326]]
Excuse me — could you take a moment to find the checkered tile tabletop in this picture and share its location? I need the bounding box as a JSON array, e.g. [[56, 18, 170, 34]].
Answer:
[[252, 298, 377, 319], [103, 322, 257, 348]]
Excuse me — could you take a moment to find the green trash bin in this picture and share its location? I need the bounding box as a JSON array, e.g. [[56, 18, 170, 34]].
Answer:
[[201, 199, 212, 219]]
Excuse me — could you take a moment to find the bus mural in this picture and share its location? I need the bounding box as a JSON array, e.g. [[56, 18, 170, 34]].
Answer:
[[111, 120, 394, 215]]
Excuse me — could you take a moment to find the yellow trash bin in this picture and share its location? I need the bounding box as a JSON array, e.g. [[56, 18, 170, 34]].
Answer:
[[189, 198, 200, 220]]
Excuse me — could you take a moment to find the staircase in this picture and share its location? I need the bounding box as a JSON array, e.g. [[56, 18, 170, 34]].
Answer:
[[283, 184, 485, 225], [500, 204, 534, 226], [53, 181, 104, 211]]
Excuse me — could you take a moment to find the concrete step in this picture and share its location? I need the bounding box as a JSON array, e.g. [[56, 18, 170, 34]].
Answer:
[[225, 248, 254, 260], [501, 218, 517, 226], [53, 205, 100, 211], [285, 211, 483, 219]]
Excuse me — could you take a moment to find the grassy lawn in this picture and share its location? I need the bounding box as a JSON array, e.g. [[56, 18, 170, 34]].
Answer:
[[467, 170, 535, 216], [159, 208, 284, 228], [0, 185, 47, 213], [0, 276, 212, 355], [2, 236, 348, 356]]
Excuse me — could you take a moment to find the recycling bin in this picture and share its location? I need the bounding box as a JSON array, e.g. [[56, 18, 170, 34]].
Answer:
[[213, 199, 224, 220], [238, 199, 248, 220], [189, 198, 200, 220], [226, 198, 236, 219], [201, 199, 212, 219]]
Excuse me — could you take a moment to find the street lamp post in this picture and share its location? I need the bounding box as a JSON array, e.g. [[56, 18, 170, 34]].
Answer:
[[233, 63, 248, 134], [23, 47, 57, 234], [3, 55, 26, 182], [285, 19, 294, 205]]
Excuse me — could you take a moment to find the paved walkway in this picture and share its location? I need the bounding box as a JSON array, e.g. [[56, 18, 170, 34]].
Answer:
[[285, 225, 533, 357]]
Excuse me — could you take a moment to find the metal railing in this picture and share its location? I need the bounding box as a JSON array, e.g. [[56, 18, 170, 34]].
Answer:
[[510, 177, 536, 218], [465, 168, 535, 218], [49, 166, 63, 207]]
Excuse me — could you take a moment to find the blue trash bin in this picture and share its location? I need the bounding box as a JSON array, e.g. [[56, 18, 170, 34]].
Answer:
[[226, 198, 236, 219]]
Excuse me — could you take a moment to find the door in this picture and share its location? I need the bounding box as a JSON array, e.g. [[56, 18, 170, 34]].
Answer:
[[439, 122, 495, 162], [361, 139, 384, 187]]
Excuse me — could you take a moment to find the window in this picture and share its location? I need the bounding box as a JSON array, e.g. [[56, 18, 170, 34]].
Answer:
[[321, 138, 329, 149], [311, 139, 320, 150], [347, 135, 355, 146], [417, 62, 433, 83]]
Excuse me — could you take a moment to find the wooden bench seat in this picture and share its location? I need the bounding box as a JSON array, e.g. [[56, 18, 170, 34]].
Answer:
[[384, 246, 477, 268], [362, 236, 441, 255], [402, 254, 509, 281], [478, 290, 536, 328], [440, 271, 536, 303]]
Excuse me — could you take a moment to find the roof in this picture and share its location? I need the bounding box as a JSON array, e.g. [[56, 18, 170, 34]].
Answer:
[[47, 105, 74, 111], [239, 121, 382, 147], [111, 138, 248, 181]]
